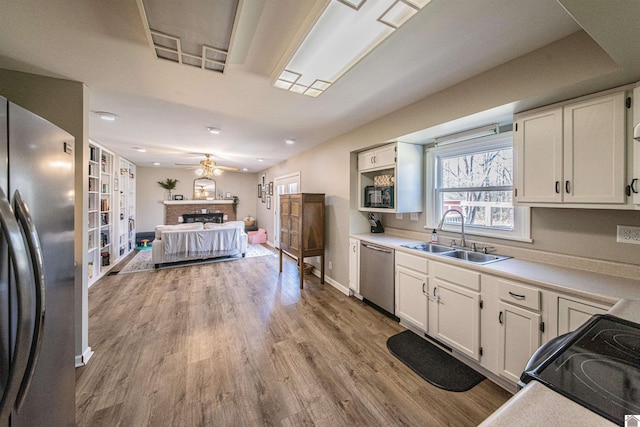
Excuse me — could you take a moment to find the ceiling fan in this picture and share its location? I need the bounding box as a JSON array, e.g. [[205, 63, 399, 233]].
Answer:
[[175, 153, 239, 178]]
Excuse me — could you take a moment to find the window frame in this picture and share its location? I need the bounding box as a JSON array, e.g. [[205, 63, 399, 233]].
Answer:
[[425, 132, 531, 242]]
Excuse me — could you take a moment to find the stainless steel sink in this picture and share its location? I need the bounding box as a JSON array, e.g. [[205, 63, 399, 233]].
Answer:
[[439, 250, 510, 264], [401, 242, 455, 253]]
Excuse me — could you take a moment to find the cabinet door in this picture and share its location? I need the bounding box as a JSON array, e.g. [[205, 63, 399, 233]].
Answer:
[[358, 150, 376, 171], [374, 145, 396, 168], [348, 239, 359, 293], [288, 196, 300, 253], [557, 297, 608, 335], [633, 85, 640, 206], [432, 279, 481, 360], [497, 301, 541, 383], [563, 92, 626, 203], [279, 196, 291, 250], [514, 108, 563, 203], [395, 266, 427, 331]]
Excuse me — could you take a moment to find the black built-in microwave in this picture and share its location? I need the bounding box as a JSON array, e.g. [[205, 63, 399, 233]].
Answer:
[[364, 185, 394, 208]]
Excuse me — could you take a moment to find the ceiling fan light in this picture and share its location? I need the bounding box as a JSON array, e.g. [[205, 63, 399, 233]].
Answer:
[[195, 168, 204, 176], [213, 168, 222, 176]]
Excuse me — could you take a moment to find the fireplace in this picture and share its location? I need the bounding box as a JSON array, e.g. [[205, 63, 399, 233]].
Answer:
[[182, 213, 224, 223], [163, 200, 236, 225]]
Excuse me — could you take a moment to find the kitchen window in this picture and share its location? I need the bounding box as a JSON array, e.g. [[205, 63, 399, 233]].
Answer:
[[426, 132, 531, 242]]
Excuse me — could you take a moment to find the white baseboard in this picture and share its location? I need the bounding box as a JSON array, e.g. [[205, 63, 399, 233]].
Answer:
[[75, 346, 94, 367], [309, 268, 349, 295]]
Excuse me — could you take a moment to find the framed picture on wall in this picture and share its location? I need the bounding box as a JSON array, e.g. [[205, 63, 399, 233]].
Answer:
[[257, 184, 262, 198], [268, 182, 273, 195], [266, 195, 271, 209]]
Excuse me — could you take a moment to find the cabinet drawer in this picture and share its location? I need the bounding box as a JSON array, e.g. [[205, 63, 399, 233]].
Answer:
[[432, 262, 480, 291], [497, 279, 540, 311], [396, 251, 428, 274]]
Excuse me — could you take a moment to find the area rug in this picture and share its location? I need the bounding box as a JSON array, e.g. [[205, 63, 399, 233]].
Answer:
[[386, 330, 485, 392], [118, 244, 276, 274]]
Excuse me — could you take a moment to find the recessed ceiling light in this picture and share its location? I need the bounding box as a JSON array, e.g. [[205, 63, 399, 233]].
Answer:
[[257, 158, 264, 162], [207, 127, 221, 134], [132, 147, 147, 152], [285, 139, 295, 145], [96, 111, 118, 121], [242, 168, 249, 172], [152, 162, 160, 166]]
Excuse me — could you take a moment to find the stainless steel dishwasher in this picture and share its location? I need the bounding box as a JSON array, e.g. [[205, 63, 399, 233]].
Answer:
[[359, 241, 395, 316]]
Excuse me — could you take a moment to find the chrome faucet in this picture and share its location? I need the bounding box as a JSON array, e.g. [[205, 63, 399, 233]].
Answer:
[[437, 209, 466, 248]]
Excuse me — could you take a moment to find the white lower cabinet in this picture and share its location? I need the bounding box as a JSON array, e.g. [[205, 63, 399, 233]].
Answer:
[[497, 301, 541, 383], [557, 297, 609, 335], [395, 252, 428, 331], [348, 238, 360, 294], [430, 262, 481, 361]]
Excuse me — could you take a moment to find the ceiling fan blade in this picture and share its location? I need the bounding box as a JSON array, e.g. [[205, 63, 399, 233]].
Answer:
[[216, 165, 240, 171], [174, 163, 201, 166]]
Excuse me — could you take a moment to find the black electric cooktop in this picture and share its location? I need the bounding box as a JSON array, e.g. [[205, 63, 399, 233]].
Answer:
[[521, 314, 640, 425]]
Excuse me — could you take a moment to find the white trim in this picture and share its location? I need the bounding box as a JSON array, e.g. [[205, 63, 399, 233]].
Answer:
[[75, 346, 94, 367], [273, 172, 301, 248], [309, 268, 350, 296], [425, 132, 531, 242]]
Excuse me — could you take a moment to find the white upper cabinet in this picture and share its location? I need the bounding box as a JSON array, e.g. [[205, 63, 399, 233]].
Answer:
[[514, 90, 627, 207], [563, 92, 626, 203], [357, 142, 423, 213], [358, 144, 396, 171], [514, 107, 564, 203]]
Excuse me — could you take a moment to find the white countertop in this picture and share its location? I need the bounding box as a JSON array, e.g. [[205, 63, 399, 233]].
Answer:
[[351, 233, 640, 304]]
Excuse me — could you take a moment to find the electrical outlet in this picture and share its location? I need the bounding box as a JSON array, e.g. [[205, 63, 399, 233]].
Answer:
[[616, 225, 640, 244], [396, 213, 403, 220], [410, 212, 419, 221], [328, 261, 333, 270]]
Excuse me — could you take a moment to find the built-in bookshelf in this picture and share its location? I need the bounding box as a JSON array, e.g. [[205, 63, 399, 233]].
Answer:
[[87, 144, 100, 283], [118, 158, 136, 258], [87, 141, 114, 286]]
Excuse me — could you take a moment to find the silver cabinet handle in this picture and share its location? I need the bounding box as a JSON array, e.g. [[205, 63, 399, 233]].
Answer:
[[361, 242, 392, 253], [0, 188, 34, 421], [13, 191, 46, 409]]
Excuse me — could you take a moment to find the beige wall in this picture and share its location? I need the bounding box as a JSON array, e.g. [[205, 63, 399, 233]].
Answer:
[[135, 166, 259, 232], [0, 68, 90, 363], [256, 31, 640, 290]]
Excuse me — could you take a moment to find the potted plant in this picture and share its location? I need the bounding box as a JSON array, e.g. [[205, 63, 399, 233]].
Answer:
[[157, 178, 178, 200], [232, 196, 239, 214]]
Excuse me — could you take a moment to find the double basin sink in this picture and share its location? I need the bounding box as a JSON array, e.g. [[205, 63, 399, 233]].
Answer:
[[401, 242, 510, 265]]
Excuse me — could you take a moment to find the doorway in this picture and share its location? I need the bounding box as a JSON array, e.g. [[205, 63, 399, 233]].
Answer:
[[273, 172, 300, 248]]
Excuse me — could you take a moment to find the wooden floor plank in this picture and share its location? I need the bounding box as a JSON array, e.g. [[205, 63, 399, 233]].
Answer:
[[76, 247, 511, 426]]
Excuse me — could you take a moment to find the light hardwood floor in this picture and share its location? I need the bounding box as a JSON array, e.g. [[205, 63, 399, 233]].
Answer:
[[76, 248, 512, 426]]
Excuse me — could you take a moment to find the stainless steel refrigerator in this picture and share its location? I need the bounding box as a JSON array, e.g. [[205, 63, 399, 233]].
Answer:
[[0, 97, 76, 426]]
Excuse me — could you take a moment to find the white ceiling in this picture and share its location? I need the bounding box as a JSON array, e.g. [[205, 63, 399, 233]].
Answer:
[[0, 0, 635, 173]]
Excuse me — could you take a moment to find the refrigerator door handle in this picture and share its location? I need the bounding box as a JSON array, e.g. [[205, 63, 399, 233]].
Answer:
[[0, 188, 35, 421], [13, 190, 46, 409]]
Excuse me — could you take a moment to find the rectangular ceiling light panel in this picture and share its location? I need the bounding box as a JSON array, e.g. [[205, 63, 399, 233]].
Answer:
[[274, 0, 431, 97], [138, 0, 239, 73]]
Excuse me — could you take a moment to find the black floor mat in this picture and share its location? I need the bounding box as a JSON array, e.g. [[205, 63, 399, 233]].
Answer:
[[387, 330, 485, 392]]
